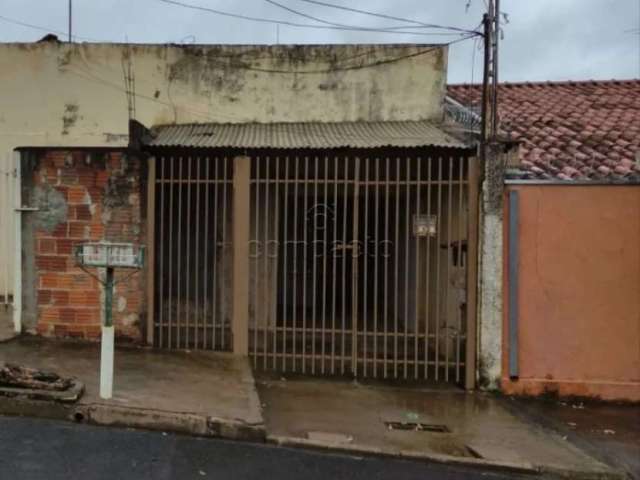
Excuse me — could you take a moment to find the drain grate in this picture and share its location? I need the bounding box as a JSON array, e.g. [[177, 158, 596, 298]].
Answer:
[[384, 421, 450, 433]]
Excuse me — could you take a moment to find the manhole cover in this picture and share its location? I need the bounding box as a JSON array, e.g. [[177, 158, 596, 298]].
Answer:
[[384, 421, 450, 433]]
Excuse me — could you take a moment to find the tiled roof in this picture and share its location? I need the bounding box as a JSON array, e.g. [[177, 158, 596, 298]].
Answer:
[[148, 121, 467, 150], [447, 80, 640, 181]]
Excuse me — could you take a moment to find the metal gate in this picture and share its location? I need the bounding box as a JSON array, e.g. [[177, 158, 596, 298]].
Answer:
[[248, 154, 474, 382], [150, 153, 478, 385], [151, 155, 234, 350]]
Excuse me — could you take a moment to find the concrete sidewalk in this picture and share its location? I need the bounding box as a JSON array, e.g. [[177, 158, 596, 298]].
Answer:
[[257, 375, 627, 479], [0, 336, 629, 479], [0, 336, 264, 440]]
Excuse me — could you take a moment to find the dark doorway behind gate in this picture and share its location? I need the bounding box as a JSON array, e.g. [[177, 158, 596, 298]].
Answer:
[[248, 153, 472, 383]]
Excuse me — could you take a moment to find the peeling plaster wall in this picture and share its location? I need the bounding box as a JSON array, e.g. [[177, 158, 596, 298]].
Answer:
[[476, 146, 508, 390], [0, 42, 448, 155]]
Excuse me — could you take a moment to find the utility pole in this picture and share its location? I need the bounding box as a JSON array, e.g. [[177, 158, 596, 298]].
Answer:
[[481, 0, 500, 150], [68, 0, 72, 42]]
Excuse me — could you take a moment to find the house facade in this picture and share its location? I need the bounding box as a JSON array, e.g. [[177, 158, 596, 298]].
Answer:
[[1, 40, 484, 388]]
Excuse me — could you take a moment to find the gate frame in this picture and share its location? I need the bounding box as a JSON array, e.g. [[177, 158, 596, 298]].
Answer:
[[144, 152, 481, 388], [465, 157, 480, 391]]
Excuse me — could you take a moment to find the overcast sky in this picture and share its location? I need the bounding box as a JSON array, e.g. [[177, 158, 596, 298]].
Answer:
[[1, 0, 638, 83]]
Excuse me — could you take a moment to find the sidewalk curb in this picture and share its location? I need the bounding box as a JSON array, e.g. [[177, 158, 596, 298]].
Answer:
[[266, 434, 629, 480], [0, 396, 266, 443], [266, 434, 540, 476], [0, 396, 627, 480]]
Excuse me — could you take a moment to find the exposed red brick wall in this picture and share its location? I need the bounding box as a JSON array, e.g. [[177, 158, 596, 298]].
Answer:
[[32, 150, 146, 341]]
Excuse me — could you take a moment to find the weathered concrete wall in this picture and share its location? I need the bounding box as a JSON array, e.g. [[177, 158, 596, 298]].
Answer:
[[476, 145, 508, 390], [502, 185, 640, 401], [0, 42, 447, 155]]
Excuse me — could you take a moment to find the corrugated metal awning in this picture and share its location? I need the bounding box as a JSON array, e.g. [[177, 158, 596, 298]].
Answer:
[[146, 121, 468, 150]]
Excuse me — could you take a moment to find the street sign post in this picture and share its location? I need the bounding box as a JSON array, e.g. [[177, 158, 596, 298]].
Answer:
[[74, 242, 144, 399]]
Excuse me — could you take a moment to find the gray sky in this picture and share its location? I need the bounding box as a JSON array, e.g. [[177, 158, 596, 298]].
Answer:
[[1, 0, 639, 83]]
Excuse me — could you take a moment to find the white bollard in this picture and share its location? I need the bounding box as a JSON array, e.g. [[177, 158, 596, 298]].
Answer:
[[100, 325, 114, 399]]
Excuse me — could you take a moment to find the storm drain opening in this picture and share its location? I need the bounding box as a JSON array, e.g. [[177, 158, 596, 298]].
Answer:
[[384, 421, 450, 433]]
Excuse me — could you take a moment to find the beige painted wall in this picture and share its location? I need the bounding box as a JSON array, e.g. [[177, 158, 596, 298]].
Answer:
[[0, 42, 447, 154]]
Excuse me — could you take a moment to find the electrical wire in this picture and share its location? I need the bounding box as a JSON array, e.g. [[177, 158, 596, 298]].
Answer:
[[154, 0, 478, 37], [0, 14, 104, 42], [263, 0, 466, 36], [291, 0, 479, 34]]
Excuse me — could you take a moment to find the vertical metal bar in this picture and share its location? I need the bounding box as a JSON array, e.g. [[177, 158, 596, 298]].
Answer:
[[393, 158, 400, 378], [146, 156, 157, 346], [330, 156, 338, 375], [363, 158, 369, 377], [12, 151, 21, 332], [232, 155, 250, 355], [158, 157, 165, 348], [321, 156, 329, 374], [203, 158, 210, 350], [221, 157, 229, 349], [272, 156, 280, 369], [168, 157, 174, 348], [403, 157, 411, 379], [383, 157, 390, 378], [263, 156, 270, 367], [456, 156, 465, 382], [1, 157, 6, 303], [311, 156, 319, 374], [373, 157, 380, 378], [302, 156, 309, 374], [212, 158, 220, 350], [351, 157, 361, 375], [252, 157, 260, 364], [445, 158, 454, 382], [424, 157, 432, 379], [185, 157, 192, 349], [176, 157, 183, 349], [194, 157, 201, 350], [282, 156, 290, 371], [340, 156, 348, 375], [434, 157, 442, 380], [508, 189, 520, 379], [465, 157, 480, 390], [292, 156, 300, 371], [414, 157, 421, 379]]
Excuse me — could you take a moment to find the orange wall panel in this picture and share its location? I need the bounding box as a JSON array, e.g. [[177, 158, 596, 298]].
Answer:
[[502, 185, 640, 401]]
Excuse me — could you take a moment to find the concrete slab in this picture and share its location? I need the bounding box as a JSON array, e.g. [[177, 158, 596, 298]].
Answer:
[[0, 336, 264, 440], [257, 376, 625, 479]]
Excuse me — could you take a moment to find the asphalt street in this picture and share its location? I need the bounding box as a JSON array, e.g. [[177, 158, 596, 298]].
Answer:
[[0, 415, 539, 480]]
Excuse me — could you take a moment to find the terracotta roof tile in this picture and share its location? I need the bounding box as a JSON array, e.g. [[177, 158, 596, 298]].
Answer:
[[447, 80, 640, 181]]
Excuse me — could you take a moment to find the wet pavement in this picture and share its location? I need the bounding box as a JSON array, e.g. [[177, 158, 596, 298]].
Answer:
[[0, 336, 631, 479], [0, 336, 263, 429], [508, 398, 640, 479], [257, 374, 622, 477], [0, 415, 547, 480]]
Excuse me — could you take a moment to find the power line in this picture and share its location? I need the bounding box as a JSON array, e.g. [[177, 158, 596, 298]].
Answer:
[[154, 0, 478, 37], [0, 14, 103, 42], [292, 0, 478, 34], [263, 0, 467, 36]]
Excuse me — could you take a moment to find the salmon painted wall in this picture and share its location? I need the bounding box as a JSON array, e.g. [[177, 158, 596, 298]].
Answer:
[[502, 185, 640, 402]]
